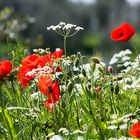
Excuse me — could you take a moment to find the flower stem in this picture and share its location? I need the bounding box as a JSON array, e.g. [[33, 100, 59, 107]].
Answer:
[[64, 36, 67, 57]]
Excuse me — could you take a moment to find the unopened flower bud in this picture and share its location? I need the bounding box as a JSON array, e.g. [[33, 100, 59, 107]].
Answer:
[[108, 66, 113, 73], [91, 57, 100, 64], [115, 84, 119, 95], [110, 82, 114, 93], [67, 81, 73, 93], [81, 68, 86, 77], [77, 52, 81, 59], [90, 63, 96, 72], [96, 86, 101, 93], [74, 58, 79, 67]]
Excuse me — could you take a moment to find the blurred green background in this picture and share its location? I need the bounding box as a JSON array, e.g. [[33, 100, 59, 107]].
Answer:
[[0, 0, 140, 62]]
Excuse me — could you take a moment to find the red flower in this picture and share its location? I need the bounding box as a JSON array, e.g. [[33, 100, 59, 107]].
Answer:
[[128, 122, 140, 138], [17, 66, 34, 88], [17, 54, 46, 88], [0, 60, 12, 80], [44, 99, 54, 112], [38, 75, 60, 112], [111, 22, 135, 42], [22, 54, 46, 68], [17, 49, 63, 88], [44, 49, 63, 64]]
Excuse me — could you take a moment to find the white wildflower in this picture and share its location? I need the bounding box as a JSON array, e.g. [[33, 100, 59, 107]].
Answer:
[[75, 26, 84, 31], [119, 124, 128, 130], [50, 135, 63, 140], [59, 22, 66, 26], [109, 56, 118, 65], [107, 125, 118, 130], [25, 69, 36, 76], [108, 136, 134, 140], [47, 22, 83, 37], [122, 56, 130, 62], [63, 23, 76, 30], [76, 136, 85, 140], [123, 61, 131, 67], [72, 130, 86, 135], [30, 92, 39, 99], [111, 114, 118, 119], [123, 118, 130, 123], [58, 128, 69, 135]]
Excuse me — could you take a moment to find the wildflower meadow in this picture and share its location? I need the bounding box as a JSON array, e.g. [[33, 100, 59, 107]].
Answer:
[[0, 22, 140, 140]]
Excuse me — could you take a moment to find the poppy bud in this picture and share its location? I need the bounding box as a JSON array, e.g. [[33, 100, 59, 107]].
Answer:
[[110, 82, 114, 93], [108, 66, 113, 73], [91, 57, 100, 64], [81, 68, 86, 77], [90, 63, 96, 72], [96, 86, 101, 93], [115, 84, 119, 95], [77, 52, 81, 59], [67, 81, 73, 93], [74, 58, 79, 67]]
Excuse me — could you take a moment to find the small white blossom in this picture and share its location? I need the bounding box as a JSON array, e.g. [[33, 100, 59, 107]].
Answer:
[[75, 26, 84, 31], [111, 114, 118, 119], [50, 135, 63, 140], [119, 124, 128, 130], [58, 128, 69, 135], [107, 125, 118, 130], [76, 136, 85, 140], [72, 130, 86, 134], [62, 23, 76, 30]]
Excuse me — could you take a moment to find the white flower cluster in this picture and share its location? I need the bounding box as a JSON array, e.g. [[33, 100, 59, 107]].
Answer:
[[108, 136, 134, 140], [33, 48, 50, 55], [119, 76, 140, 90], [107, 113, 136, 131], [48, 127, 86, 140], [47, 22, 83, 37], [25, 66, 53, 76], [109, 49, 132, 65]]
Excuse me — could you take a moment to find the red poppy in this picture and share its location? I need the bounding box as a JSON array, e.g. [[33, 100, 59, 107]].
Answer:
[[38, 75, 60, 111], [17, 66, 34, 88], [111, 22, 135, 42], [44, 99, 54, 112], [22, 54, 46, 68], [17, 49, 63, 88], [128, 122, 140, 138], [0, 60, 12, 80], [44, 49, 63, 64]]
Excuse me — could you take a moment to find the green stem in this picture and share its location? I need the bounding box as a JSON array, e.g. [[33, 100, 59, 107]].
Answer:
[[64, 36, 67, 57], [2, 109, 18, 140]]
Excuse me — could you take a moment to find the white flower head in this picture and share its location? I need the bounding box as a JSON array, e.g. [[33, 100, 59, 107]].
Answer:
[[76, 136, 85, 140], [50, 135, 63, 140], [119, 124, 128, 130], [107, 125, 118, 130], [47, 22, 83, 37], [75, 26, 84, 31], [63, 23, 76, 30]]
